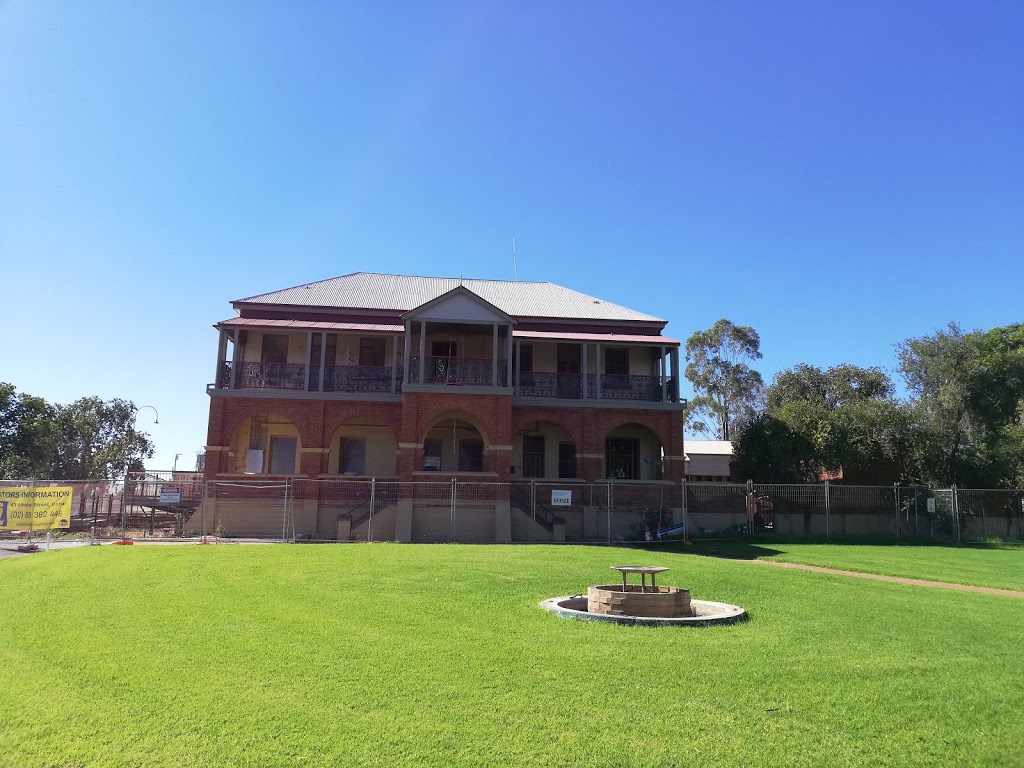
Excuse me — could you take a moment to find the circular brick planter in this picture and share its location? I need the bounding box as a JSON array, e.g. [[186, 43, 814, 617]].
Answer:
[[540, 595, 746, 627], [587, 584, 692, 618]]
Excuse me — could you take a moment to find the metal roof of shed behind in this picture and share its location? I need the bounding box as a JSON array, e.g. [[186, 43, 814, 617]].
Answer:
[[234, 273, 664, 323]]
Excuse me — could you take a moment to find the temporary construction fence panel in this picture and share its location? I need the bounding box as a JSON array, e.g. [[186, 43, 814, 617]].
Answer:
[[0, 479, 124, 538], [955, 489, 1024, 540], [8, 473, 1024, 544], [684, 482, 749, 538], [202, 479, 293, 540]]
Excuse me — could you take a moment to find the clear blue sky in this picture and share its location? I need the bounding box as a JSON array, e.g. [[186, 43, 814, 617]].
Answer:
[[2, 1, 1022, 471]]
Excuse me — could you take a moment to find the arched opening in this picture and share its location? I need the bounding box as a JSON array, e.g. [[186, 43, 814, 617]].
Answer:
[[328, 416, 398, 476], [228, 414, 301, 474], [513, 419, 578, 479], [421, 417, 488, 473], [604, 423, 664, 481]]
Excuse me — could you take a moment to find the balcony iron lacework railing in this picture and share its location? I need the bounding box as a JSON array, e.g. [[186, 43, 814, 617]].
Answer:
[[515, 373, 677, 402], [409, 357, 509, 386], [216, 362, 676, 401], [218, 362, 402, 393]]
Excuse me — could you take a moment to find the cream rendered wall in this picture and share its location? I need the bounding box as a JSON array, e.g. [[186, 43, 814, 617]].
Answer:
[[511, 423, 576, 479], [228, 416, 301, 473], [241, 332, 307, 364], [423, 331, 496, 359], [531, 343, 558, 372], [329, 423, 397, 476], [422, 423, 485, 473]]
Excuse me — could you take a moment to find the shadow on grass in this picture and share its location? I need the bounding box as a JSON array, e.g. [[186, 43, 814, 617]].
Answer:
[[615, 535, 1023, 562]]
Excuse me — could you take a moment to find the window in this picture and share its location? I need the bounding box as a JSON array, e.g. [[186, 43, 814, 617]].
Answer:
[[558, 443, 577, 479], [458, 440, 484, 472], [519, 344, 533, 372], [522, 436, 545, 478], [269, 436, 297, 474], [605, 348, 629, 375], [422, 438, 442, 470], [261, 335, 289, 364], [359, 337, 386, 367], [339, 438, 366, 475]]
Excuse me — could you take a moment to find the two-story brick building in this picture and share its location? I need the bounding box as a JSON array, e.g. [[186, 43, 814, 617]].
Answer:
[[202, 273, 685, 541]]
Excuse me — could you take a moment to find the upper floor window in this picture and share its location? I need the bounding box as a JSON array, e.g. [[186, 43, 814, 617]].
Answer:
[[261, 335, 288, 364], [359, 337, 386, 366], [605, 348, 629, 376]]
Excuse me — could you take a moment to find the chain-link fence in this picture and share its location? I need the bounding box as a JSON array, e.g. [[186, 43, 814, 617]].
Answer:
[[5, 474, 1023, 544]]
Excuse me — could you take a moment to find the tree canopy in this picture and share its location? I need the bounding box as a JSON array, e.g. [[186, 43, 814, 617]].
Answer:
[[0, 384, 154, 480], [683, 319, 765, 440]]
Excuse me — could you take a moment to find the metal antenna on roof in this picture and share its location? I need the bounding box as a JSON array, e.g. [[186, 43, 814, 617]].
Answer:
[[512, 235, 518, 280]]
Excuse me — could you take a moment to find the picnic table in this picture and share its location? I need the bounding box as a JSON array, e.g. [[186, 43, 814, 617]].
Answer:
[[610, 565, 670, 592]]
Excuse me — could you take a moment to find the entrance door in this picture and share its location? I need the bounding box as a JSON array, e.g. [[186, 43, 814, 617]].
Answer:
[[556, 344, 581, 398], [606, 438, 639, 480], [522, 436, 545, 478]]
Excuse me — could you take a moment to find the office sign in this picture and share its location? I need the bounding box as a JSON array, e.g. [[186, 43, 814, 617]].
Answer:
[[0, 487, 73, 530], [551, 490, 572, 506]]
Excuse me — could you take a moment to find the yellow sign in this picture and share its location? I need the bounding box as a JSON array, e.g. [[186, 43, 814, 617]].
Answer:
[[0, 487, 73, 530]]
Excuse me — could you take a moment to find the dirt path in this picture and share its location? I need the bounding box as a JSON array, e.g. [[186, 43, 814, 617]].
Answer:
[[746, 558, 1024, 598]]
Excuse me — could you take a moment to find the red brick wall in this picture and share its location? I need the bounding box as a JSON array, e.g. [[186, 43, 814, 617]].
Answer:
[[206, 393, 682, 483]]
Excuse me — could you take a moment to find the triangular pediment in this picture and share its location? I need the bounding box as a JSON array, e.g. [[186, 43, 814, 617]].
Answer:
[[402, 286, 516, 324]]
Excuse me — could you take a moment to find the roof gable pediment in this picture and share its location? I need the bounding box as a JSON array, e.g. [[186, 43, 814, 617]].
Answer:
[[401, 286, 515, 324]]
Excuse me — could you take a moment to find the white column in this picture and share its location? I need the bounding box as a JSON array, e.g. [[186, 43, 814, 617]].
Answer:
[[304, 331, 313, 391], [404, 324, 412, 384], [492, 323, 499, 387], [215, 329, 228, 388], [391, 334, 399, 393], [505, 328, 513, 387], [595, 343, 602, 399], [318, 332, 327, 392], [581, 342, 588, 399], [418, 321, 426, 384], [660, 345, 667, 402], [230, 329, 239, 389], [514, 339, 521, 394]]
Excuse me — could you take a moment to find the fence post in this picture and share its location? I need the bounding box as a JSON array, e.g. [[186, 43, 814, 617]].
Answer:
[[894, 483, 900, 539], [746, 480, 753, 538], [450, 477, 457, 543], [681, 478, 687, 543], [120, 472, 129, 540], [530, 481, 536, 544], [952, 485, 959, 543], [606, 482, 612, 545], [368, 477, 376, 542], [914, 485, 919, 535], [201, 478, 208, 543], [824, 481, 830, 541]]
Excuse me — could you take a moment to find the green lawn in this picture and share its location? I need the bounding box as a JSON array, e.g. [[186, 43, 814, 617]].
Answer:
[[1, 544, 1022, 767], [682, 539, 1024, 591]]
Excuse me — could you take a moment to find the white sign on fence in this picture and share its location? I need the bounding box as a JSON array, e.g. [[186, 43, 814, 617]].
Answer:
[[551, 490, 572, 506], [159, 488, 181, 504], [927, 498, 936, 514]]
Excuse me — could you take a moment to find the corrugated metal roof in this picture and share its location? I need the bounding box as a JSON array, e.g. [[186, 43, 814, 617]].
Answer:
[[216, 318, 403, 333], [684, 440, 734, 456], [513, 330, 679, 346], [215, 318, 677, 345], [234, 272, 664, 323]]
